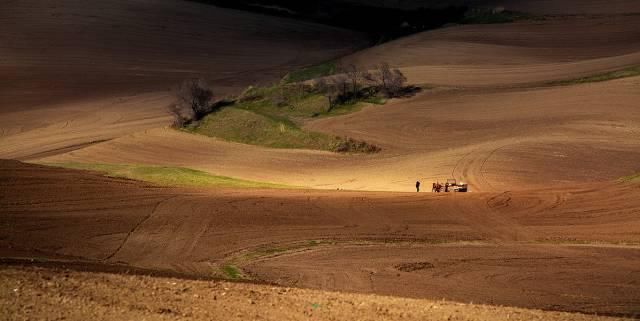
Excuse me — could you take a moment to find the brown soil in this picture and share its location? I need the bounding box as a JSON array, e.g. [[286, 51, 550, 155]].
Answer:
[[2, 1, 640, 319], [342, 16, 640, 87], [34, 76, 640, 192], [345, 0, 640, 14], [472, 0, 640, 15], [2, 266, 629, 321], [2, 160, 639, 317], [0, 0, 365, 159]]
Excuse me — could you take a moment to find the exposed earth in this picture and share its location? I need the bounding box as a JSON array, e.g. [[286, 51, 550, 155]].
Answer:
[[1, 0, 639, 320], [3, 266, 631, 321]]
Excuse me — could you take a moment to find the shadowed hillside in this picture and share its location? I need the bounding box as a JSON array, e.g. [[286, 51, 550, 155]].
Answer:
[[0, 0, 365, 111]]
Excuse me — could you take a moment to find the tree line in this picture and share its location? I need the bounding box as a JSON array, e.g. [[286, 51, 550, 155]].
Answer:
[[171, 62, 410, 126], [313, 63, 408, 112]]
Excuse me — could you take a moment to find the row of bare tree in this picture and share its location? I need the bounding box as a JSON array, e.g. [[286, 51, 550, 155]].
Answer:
[[313, 63, 407, 111], [171, 62, 409, 126]]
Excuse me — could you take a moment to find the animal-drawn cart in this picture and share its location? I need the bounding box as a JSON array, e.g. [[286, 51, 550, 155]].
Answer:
[[432, 179, 468, 193]]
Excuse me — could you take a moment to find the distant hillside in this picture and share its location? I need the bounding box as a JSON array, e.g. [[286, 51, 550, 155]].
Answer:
[[0, 0, 365, 110], [342, 0, 640, 14], [192, 0, 470, 42], [193, 0, 640, 42]]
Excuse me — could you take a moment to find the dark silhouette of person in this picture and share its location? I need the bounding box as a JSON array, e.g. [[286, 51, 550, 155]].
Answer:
[[416, 180, 421, 192]]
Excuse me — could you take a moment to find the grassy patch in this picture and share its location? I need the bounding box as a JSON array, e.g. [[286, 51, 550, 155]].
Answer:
[[236, 86, 332, 119], [315, 96, 386, 118], [620, 173, 640, 183], [536, 238, 640, 246], [189, 107, 342, 151], [461, 9, 532, 24], [186, 83, 382, 153], [549, 66, 640, 86], [333, 137, 381, 153], [284, 61, 336, 83], [44, 162, 292, 189], [221, 264, 242, 280]]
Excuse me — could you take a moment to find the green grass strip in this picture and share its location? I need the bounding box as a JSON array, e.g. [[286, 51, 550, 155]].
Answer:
[[221, 264, 242, 280], [43, 162, 293, 189], [188, 107, 341, 151], [549, 66, 640, 86], [285, 61, 336, 83], [620, 173, 640, 183]]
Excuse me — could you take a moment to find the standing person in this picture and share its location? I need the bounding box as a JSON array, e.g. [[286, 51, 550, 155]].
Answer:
[[416, 180, 421, 192]]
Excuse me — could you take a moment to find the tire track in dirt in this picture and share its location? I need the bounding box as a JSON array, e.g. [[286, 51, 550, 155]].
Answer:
[[4, 160, 640, 316], [104, 195, 179, 261], [451, 142, 513, 193], [483, 192, 533, 242]]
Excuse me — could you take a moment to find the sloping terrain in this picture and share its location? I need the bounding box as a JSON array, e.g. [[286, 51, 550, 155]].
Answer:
[[2, 266, 628, 321], [2, 161, 640, 316], [16, 10, 637, 192], [472, 0, 640, 15], [342, 15, 640, 87], [0, 0, 364, 109], [345, 0, 640, 14], [37, 76, 640, 192], [0, 0, 365, 159], [2, 0, 640, 319]]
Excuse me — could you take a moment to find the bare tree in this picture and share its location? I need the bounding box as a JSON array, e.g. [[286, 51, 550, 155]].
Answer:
[[361, 69, 376, 87], [323, 79, 339, 112], [333, 74, 350, 97], [388, 68, 408, 96], [271, 86, 288, 107], [372, 63, 407, 98], [176, 78, 214, 121], [312, 77, 329, 93], [345, 64, 364, 95], [375, 62, 393, 92], [168, 104, 188, 128]]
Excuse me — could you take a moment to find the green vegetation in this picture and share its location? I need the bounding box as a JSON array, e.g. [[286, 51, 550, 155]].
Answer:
[[44, 162, 292, 189], [221, 264, 242, 280], [536, 238, 640, 246], [284, 61, 336, 83], [315, 95, 386, 118], [176, 63, 413, 153], [620, 173, 640, 183], [189, 107, 341, 150], [234, 84, 382, 120], [186, 83, 382, 153], [549, 66, 640, 86], [461, 9, 532, 24]]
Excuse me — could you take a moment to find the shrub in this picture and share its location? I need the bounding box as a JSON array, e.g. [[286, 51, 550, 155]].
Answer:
[[168, 104, 188, 128], [175, 78, 214, 121], [238, 86, 262, 102], [286, 61, 337, 83], [333, 137, 381, 153], [461, 8, 531, 24], [372, 63, 408, 98]]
